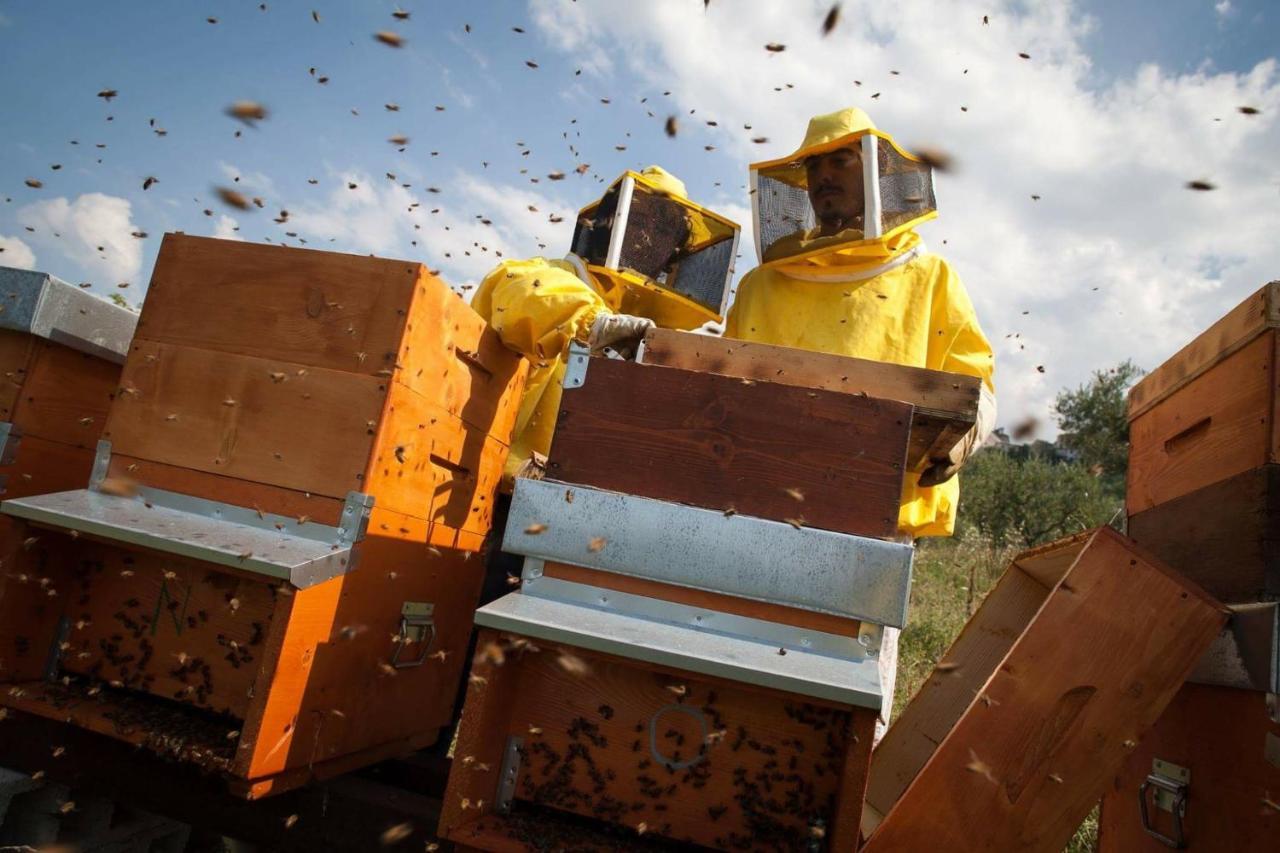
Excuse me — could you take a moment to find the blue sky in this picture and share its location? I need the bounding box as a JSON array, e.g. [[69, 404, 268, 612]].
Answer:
[[2, 1, 1277, 433]]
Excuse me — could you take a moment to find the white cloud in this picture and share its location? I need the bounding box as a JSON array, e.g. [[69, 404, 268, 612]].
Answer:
[[212, 214, 242, 241], [279, 169, 577, 294], [1215, 0, 1234, 18], [0, 235, 36, 270], [217, 162, 278, 197], [16, 193, 143, 285], [528, 0, 1280, 436]]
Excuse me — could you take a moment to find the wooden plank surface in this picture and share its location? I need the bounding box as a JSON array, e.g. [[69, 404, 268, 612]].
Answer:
[[642, 328, 980, 471], [444, 634, 867, 851], [0, 329, 36, 419], [10, 340, 119, 448], [106, 454, 345, 527], [864, 560, 1060, 832], [45, 535, 277, 718], [396, 275, 527, 443], [104, 340, 386, 499], [364, 380, 508, 543], [1126, 330, 1273, 513], [0, 435, 96, 498], [541, 561, 864, 639], [0, 516, 78, 682], [1097, 683, 1280, 851], [240, 529, 483, 784], [548, 359, 912, 539], [863, 528, 1227, 853], [136, 234, 416, 376], [1127, 464, 1280, 602], [1128, 281, 1279, 419]]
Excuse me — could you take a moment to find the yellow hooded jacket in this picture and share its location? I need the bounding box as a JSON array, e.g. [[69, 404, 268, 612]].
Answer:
[[726, 109, 995, 538], [472, 166, 691, 486]]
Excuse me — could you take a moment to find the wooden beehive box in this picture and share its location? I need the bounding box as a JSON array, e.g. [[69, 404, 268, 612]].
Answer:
[[861, 528, 1226, 852], [0, 268, 136, 499], [1098, 684, 1280, 851], [0, 235, 526, 797], [640, 328, 981, 474], [439, 475, 913, 850], [440, 629, 878, 851], [1127, 466, 1280, 603], [547, 345, 913, 540], [1127, 280, 1280, 516]]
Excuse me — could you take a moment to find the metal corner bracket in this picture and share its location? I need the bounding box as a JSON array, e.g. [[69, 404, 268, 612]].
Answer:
[[563, 343, 591, 389]]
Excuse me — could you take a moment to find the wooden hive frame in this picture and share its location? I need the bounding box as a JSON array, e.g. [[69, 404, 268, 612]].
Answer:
[[0, 235, 527, 797], [862, 528, 1226, 852]]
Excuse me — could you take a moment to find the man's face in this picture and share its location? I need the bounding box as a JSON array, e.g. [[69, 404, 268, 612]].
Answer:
[[805, 146, 864, 229]]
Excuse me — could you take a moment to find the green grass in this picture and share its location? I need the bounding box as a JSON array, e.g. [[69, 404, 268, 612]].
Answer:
[[894, 536, 1099, 853]]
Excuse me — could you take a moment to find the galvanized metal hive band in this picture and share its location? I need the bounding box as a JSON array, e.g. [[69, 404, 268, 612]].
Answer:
[[0, 267, 139, 363], [502, 477, 914, 629]]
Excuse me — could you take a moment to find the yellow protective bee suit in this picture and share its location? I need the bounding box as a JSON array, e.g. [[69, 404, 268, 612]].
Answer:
[[727, 108, 995, 538], [472, 166, 704, 486]]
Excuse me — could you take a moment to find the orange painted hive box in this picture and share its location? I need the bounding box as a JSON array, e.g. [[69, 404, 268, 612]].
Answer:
[[0, 235, 526, 797]]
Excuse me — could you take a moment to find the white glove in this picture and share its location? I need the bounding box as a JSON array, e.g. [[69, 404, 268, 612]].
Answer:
[[918, 385, 997, 487], [586, 312, 655, 358]]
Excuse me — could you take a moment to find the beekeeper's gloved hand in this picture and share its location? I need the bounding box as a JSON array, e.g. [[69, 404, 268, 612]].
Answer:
[[918, 385, 997, 488], [587, 312, 655, 359]]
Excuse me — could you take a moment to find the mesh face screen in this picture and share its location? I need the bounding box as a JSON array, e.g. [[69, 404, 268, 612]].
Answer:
[[617, 190, 692, 279], [879, 146, 935, 233], [568, 177, 736, 315], [754, 136, 935, 263], [570, 186, 621, 265], [667, 237, 735, 312], [756, 173, 817, 262]]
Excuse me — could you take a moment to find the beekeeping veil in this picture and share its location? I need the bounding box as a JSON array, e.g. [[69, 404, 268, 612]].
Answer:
[[569, 166, 740, 330], [750, 108, 937, 267]]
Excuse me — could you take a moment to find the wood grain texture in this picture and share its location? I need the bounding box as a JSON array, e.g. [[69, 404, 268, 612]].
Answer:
[[241, 531, 483, 783], [1127, 331, 1274, 514], [1098, 683, 1280, 852], [395, 274, 527, 443], [0, 435, 96, 499], [104, 340, 387, 499], [105, 454, 345, 527], [1127, 464, 1280, 603], [865, 560, 1057, 831], [541, 561, 864, 639], [0, 526, 280, 718], [136, 234, 416, 376], [11, 340, 120, 448], [0, 329, 36, 420], [364, 379, 508, 542], [0, 516, 78, 682], [1129, 281, 1280, 419], [548, 358, 912, 540], [863, 528, 1227, 853], [642, 328, 980, 471], [443, 633, 872, 851]]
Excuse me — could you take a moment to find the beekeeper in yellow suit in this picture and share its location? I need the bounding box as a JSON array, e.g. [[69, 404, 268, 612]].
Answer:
[[471, 165, 739, 603], [727, 107, 996, 738], [474, 164, 739, 487]]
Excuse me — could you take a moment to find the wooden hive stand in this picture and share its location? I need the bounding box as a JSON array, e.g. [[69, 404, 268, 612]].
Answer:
[[0, 235, 526, 798], [440, 342, 937, 850], [0, 267, 137, 499]]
